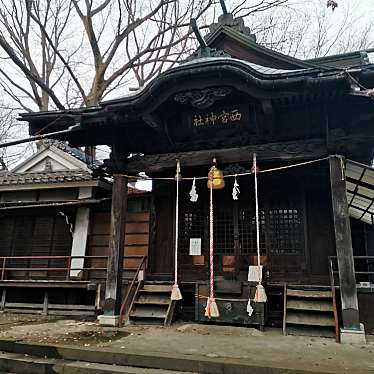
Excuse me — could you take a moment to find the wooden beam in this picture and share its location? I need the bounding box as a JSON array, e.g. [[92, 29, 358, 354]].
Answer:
[[329, 155, 360, 330], [103, 175, 128, 317], [123, 139, 328, 174]]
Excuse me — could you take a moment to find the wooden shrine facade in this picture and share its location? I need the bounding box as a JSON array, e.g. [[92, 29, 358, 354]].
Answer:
[[20, 21, 374, 332], [150, 161, 335, 285]]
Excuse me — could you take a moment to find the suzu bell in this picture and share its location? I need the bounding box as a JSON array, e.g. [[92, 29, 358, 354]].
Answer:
[[207, 158, 225, 190]]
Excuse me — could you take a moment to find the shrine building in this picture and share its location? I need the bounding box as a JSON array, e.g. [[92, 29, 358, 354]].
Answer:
[[18, 11, 374, 342]]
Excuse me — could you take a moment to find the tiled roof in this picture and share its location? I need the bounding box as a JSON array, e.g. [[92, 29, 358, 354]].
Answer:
[[0, 170, 93, 185], [41, 139, 102, 168], [306, 51, 370, 69]]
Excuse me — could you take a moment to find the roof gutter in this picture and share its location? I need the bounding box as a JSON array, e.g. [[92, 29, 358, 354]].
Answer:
[[0, 197, 111, 211]]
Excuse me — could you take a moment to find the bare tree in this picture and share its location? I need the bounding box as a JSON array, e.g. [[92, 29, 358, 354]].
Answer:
[[0, 0, 310, 112], [0, 0, 213, 110], [250, 0, 373, 59], [0, 103, 32, 168], [0, 0, 74, 111], [0, 0, 309, 162]]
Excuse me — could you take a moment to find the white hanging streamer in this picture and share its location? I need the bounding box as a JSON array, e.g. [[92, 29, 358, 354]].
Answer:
[[232, 174, 240, 200], [189, 177, 198, 202], [247, 298, 254, 316], [59, 211, 74, 236]]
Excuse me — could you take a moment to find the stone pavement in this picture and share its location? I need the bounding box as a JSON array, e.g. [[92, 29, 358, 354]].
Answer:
[[0, 314, 373, 373]]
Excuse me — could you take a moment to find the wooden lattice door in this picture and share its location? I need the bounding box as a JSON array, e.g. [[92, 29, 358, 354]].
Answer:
[[178, 177, 307, 282]]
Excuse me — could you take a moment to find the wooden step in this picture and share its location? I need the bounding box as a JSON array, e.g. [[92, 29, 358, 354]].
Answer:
[[134, 295, 170, 306], [127, 282, 176, 327], [286, 325, 335, 338], [130, 317, 168, 325], [137, 294, 170, 303], [287, 299, 333, 312], [286, 289, 332, 299], [130, 309, 167, 319], [286, 312, 335, 327], [134, 299, 170, 306], [141, 284, 172, 293]]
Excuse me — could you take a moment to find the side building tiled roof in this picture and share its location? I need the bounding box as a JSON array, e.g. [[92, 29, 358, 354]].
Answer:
[[0, 170, 93, 186], [41, 139, 102, 169]]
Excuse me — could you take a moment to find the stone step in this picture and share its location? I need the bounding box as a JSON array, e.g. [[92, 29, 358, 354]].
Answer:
[[0, 352, 195, 374]]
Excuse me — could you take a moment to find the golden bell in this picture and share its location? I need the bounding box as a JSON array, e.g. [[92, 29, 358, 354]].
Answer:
[[207, 164, 225, 190]]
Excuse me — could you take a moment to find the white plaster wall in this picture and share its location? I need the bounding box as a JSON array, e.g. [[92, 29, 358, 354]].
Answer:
[[70, 207, 90, 278], [27, 157, 67, 172]]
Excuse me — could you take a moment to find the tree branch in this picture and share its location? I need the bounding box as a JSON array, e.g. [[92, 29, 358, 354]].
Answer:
[[0, 33, 65, 109]]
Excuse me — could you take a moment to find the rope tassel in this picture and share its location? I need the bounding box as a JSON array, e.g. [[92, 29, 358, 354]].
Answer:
[[171, 283, 183, 301], [254, 283, 267, 303], [205, 297, 219, 319], [205, 183, 220, 318], [171, 160, 183, 301]]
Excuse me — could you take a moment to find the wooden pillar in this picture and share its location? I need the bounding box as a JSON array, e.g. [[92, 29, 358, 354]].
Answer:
[[329, 155, 360, 330], [102, 175, 128, 320]]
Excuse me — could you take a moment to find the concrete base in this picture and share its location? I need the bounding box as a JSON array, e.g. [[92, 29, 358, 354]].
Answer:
[[98, 315, 119, 327], [340, 324, 366, 344]]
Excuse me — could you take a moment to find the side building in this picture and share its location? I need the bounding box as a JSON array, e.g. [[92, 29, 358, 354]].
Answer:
[[0, 140, 150, 316]]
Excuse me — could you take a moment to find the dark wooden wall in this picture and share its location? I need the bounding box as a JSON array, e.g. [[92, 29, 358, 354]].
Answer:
[[86, 196, 151, 280], [0, 209, 73, 279], [303, 165, 336, 283], [149, 181, 174, 277]]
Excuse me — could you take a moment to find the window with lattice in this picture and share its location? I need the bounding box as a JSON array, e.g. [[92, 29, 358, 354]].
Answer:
[[239, 208, 266, 254], [214, 209, 234, 254], [267, 208, 303, 255]]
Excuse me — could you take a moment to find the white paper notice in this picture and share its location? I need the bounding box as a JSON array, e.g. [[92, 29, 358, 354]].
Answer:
[[248, 265, 263, 282], [189, 238, 202, 256]]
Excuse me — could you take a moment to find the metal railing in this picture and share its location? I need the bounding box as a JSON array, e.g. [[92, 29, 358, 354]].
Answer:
[[329, 256, 374, 285], [0, 255, 146, 281]]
